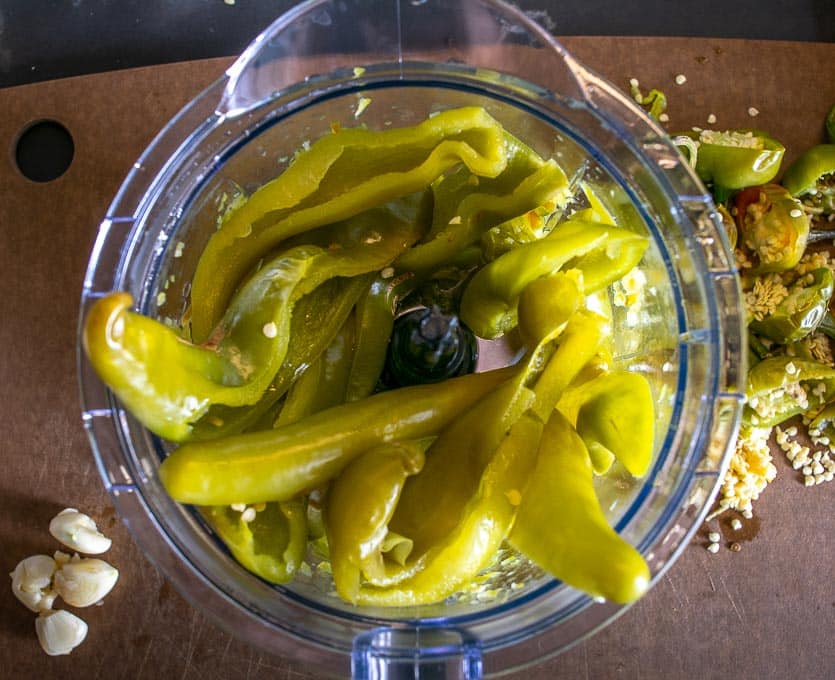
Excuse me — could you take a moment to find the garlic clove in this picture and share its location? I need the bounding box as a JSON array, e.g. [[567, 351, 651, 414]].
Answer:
[[48, 508, 112, 555], [35, 610, 88, 656], [53, 551, 72, 566], [10, 555, 58, 613], [53, 558, 119, 607]]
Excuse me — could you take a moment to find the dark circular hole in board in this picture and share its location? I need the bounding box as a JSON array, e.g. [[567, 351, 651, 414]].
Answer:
[[14, 119, 74, 182]]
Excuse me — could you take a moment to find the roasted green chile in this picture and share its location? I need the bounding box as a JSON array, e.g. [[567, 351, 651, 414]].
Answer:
[[189, 107, 561, 340], [509, 409, 650, 604], [84, 106, 658, 608], [201, 499, 307, 584], [325, 440, 428, 601], [460, 219, 648, 339], [158, 367, 514, 505]]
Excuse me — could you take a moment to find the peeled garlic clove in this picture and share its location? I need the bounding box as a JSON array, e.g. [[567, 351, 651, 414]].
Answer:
[[53, 551, 72, 566], [53, 558, 119, 608], [10, 555, 57, 613], [35, 610, 88, 656], [49, 508, 112, 555]]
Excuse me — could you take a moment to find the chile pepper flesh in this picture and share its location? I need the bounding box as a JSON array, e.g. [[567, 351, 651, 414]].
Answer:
[[190, 275, 370, 441], [509, 409, 651, 604], [460, 219, 647, 339], [84, 203, 421, 441], [749, 267, 834, 343], [781, 144, 835, 228], [158, 366, 514, 506], [351, 413, 544, 607], [189, 107, 516, 341], [678, 129, 785, 192], [201, 499, 307, 584], [324, 440, 427, 602]]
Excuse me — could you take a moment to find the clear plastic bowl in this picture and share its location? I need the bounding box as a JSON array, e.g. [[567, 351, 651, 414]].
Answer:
[[77, 1, 746, 677]]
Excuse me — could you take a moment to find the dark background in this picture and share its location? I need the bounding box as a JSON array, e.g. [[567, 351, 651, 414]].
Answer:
[[1, 0, 833, 89]]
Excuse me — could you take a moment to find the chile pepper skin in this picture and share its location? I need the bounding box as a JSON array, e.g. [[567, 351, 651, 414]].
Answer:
[[324, 441, 426, 602], [509, 409, 651, 604], [201, 499, 306, 584], [678, 129, 785, 191], [460, 219, 647, 339], [781, 144, 835, 198], [781, 144, 835, 224], [558, 370, 656, 477], [189, 107, 512, 341], [158, 366, 514, 506], [83, 203, 420, 442]]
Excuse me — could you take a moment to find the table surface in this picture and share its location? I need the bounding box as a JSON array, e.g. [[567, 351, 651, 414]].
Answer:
[[1, 35, 834, 680], [1, 0, 833, 89]]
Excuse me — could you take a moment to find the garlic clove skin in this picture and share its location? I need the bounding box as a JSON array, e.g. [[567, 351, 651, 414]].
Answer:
[[49, 508, 112, 555], [10, 555, 58, 613], [53, 558, 119, 608], [35, 610, 88, 656]]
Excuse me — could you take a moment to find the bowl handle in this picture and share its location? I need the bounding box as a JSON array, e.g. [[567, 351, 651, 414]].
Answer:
[[216, 0, 587, 118], [352, 626, 483, 679]]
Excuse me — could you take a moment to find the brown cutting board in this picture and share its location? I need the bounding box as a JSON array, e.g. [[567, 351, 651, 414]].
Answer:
[[1, 38, 833, 680]]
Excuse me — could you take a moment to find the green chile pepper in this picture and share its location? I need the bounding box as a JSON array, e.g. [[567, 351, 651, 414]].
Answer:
[[324, 440, 428, 602], [516, 270, 585, 347], [344, 274, 415, 402], [748, 267, 834, 343], [352, 412, 544, 607], [460, 219, 647, 339], [781, 144, 835, 227], [191, 275, 370, 440], [509, 409, 650, 604], [744, 356, 835, 427], [827, 104, 835, 144], [274, 314, 355, 427], [335, 290, 600, 604], [369, 306, 605, 604], [629, 82, 667, 121], [84, 204, 420, 442], [389, 380, 536, 560], [189, 107, 514, 341], [810, 401, 835, 434], [158, 366, 515, 505], [393, 160, 569, 273], [678, 129, 785, 191], [557, 370, 655, 477], [422, 131, 550, 241], [200, 498, 306, 584], [480, 208, 548, 262], [734, 184, 809, 274]]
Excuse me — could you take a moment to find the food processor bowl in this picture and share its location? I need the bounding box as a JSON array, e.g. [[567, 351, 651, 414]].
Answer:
[[77, 0, 746, 676]]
